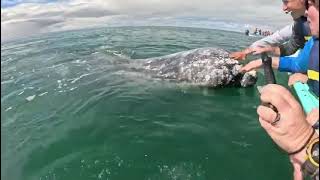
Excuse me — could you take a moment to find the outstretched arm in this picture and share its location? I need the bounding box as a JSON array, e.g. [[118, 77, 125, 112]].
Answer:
[[278, 38, 314, 73], [240, 57, 280, 72]]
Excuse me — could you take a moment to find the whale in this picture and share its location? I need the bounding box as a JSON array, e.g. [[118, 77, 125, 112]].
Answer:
[[134, 47, 257, 88]]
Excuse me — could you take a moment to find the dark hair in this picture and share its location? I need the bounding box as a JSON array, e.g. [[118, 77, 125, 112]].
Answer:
[[312, 0, 319, 8], [306, 0, 319, 9]]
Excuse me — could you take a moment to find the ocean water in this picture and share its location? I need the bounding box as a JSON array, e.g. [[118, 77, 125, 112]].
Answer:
[[2, 26, 291, 180]]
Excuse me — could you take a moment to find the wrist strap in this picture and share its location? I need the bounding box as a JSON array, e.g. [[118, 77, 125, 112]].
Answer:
[[288, 128, 316, 155]]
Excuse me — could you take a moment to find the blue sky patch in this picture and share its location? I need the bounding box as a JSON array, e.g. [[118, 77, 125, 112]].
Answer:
[[1, 0, 57, 8]]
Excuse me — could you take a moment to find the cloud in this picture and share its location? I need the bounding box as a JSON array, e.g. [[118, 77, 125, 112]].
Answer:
[[1, 0, 291, 42]]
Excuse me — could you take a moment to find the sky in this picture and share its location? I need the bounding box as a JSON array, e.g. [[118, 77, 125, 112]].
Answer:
[[1, 0, 292, 42]]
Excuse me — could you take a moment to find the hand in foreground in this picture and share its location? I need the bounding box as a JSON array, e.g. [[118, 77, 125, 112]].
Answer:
[[288, 73, 308, 86], [257, 84, 315, 153]]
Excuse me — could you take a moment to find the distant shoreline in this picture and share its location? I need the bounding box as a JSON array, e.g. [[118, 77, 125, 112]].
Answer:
[[2, 25, 257, 44]]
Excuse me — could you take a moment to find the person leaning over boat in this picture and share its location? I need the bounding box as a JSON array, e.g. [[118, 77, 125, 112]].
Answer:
[[230, 0, 310, 60], [243, 0, 319, 123], [240, 0, 319, 98]]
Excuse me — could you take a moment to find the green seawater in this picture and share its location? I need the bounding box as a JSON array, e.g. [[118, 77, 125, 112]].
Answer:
[[2, 26, 292, 180]]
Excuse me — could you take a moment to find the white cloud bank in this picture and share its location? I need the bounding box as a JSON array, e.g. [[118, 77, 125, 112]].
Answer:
[[1, 0, 292, 42]]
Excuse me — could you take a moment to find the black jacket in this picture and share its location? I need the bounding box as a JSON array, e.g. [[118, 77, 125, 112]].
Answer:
[[279, 16, 311, 56]]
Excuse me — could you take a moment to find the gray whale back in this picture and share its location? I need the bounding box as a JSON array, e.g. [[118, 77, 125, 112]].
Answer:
[[141, 47, 257, 87]]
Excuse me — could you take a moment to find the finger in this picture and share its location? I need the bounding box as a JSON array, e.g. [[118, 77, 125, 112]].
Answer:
[[288, 76, 299, 86], [257, 105, 278, 124], [240, 66, 251, 72], [239, 55, 246, 61], [230, 55, 241, 60], [242, 60, 262, 71], [258, 117, 277, 133], [258, 117, 285, 135], [288, 78, 295, 86], [288, 74, 300, 86], [246, 48, 254, 54], [260, 89, 291, 113], [230, 52, 240, 57], [260, 84, 300, 110], [239, 68, 246, 73], [234, 57, 245, 61], [258, 117, 273, 131], [240, 67, 253, 73], [252, 48, 264, 53]]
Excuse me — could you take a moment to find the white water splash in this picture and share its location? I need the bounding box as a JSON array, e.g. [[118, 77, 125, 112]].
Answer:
[[5, 107, 13, 112], [70, 73, 90, 84], [38, 92, 48, 96], [26, 95, 36, 101], [69, 87, 77, 91], [57, 80, 63, 89]]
